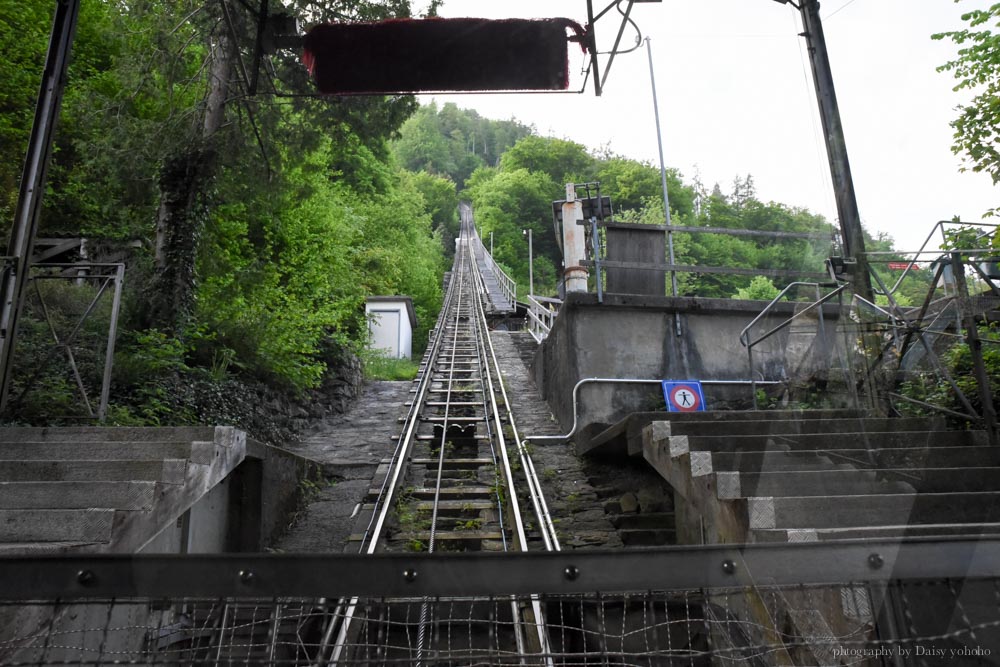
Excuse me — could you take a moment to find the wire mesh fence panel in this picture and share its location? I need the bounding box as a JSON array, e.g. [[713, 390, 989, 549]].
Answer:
[[1, 580, 998, 666]]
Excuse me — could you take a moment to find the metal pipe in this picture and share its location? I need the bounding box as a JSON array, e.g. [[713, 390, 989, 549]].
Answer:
[[99, 264, 125, 422], [888, 392, 978, 423], [590, 217, 603, 303], [739, 282, 844, 348], [645, 38, 678, 303], [524, 377, 784, 445]]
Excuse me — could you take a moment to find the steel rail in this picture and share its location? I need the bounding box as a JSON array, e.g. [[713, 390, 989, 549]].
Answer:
[[324, 238, 468, 665], [416, 242, 471, 665], [461, 235, 532, 659], [470, 257, 561, 553], [472, 230, 559, 667], [330, 220, 557, 664]]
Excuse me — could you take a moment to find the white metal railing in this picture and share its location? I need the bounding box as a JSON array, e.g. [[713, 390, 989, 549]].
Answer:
[[470, 227, 516, 310], [527, 294, 562, 342], [487, 253, 517, 309]]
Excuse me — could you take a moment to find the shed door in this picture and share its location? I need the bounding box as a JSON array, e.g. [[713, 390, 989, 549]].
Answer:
[[370, 309, 401, 357]]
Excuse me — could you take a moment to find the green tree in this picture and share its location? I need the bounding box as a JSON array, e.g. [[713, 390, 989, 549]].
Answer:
[[401, 170, 459, 254], [0, 2, 53, 223], [466, 167, 561, 295], [732, 276, 781, 301], [934, 3, 1000, 215], [499, 136, 595, 186]]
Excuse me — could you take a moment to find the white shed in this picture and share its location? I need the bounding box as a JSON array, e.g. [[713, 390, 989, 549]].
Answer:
[[366, 296, 417, 359]]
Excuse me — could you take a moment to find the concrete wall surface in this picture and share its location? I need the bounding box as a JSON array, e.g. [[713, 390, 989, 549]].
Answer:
[[249, 438, 323, 548], [533, 293, 851, 435]]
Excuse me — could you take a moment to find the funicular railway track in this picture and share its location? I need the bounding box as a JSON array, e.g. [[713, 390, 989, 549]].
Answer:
[[312, 219, 560, 664], [103, 217, 717, 667]]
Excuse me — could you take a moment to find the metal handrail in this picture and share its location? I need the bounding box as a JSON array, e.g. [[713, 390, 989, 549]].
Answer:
[[739, 281, 847, 409], [865, 219, 1000, 297], [488, 253, 517, 308], [469, 227, 517, 310], [526, 294, 561, 343]]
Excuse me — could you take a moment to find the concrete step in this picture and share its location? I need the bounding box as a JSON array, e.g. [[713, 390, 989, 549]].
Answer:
[[692, 450, 841, 474], [658, 417, 946, 437], [677, 430, 986, 454], [879, 467, 1000, 493], [0, 458, 187, 483], [583, 409, 869, 456], [747, 491, 1000, 530], [645, 409, 864, 422], [858, 446, 1000, 469], [0, 508, 116, 542], [704, 446, 998, 473], [0, 426, 218, 443], [754, 523, 1000, 543], [0, 481, 157, 510], [714, 469, 914, 499], [0, 440, 215, 463]]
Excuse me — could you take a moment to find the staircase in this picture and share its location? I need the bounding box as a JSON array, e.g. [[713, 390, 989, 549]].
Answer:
[[627, 411, 1000, 543], [0, 426, 248, 554]]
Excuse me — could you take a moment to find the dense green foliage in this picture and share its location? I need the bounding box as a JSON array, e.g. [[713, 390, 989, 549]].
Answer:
[[392, 102, 532, 185], [1, 0, 445, 431], [934, 2, 1000, 216], [899, 324, 1000, 422]]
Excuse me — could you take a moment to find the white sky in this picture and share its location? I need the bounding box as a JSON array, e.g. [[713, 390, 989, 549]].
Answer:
[[422, 0, 998, 253]]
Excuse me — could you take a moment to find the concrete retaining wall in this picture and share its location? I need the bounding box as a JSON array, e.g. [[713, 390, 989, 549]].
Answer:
[[532, 293, 853, 437]]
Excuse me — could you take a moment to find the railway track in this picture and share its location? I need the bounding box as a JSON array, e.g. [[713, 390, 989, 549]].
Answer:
[[310, 218, 560, 664]]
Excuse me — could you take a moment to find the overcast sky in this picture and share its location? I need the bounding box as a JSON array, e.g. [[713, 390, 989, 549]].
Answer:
[[422, 0, 997, 253]]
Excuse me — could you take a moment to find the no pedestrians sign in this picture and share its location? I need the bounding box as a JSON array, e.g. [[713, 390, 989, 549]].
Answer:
[[662, 381, 706, 413]]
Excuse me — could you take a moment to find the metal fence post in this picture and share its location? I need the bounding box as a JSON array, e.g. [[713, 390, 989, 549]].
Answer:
[[952, 252, 999, 446]]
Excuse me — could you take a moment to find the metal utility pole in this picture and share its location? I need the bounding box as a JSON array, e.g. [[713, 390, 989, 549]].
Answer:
[[645, 38, 679, 301], [0, 0, 82, 412], [778, 0, 874, 302]]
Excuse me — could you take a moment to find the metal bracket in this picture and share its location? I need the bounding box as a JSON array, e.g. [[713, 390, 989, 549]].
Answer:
[[585, 0, 661, 96]]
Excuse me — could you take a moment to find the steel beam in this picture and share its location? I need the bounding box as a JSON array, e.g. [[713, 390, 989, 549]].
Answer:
[[2, 539, 998, 600], [794, 0, 874, 302]]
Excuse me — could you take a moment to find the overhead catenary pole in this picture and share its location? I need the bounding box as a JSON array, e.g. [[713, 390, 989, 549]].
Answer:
[[784, 0, 874, 302], [646, 37, 684, 337], [645, 38, 678, 301], [0, 0, 82, 412]]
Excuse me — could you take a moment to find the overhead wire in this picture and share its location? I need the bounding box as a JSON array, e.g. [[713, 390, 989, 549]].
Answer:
[[823, 0, 861, 21]]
